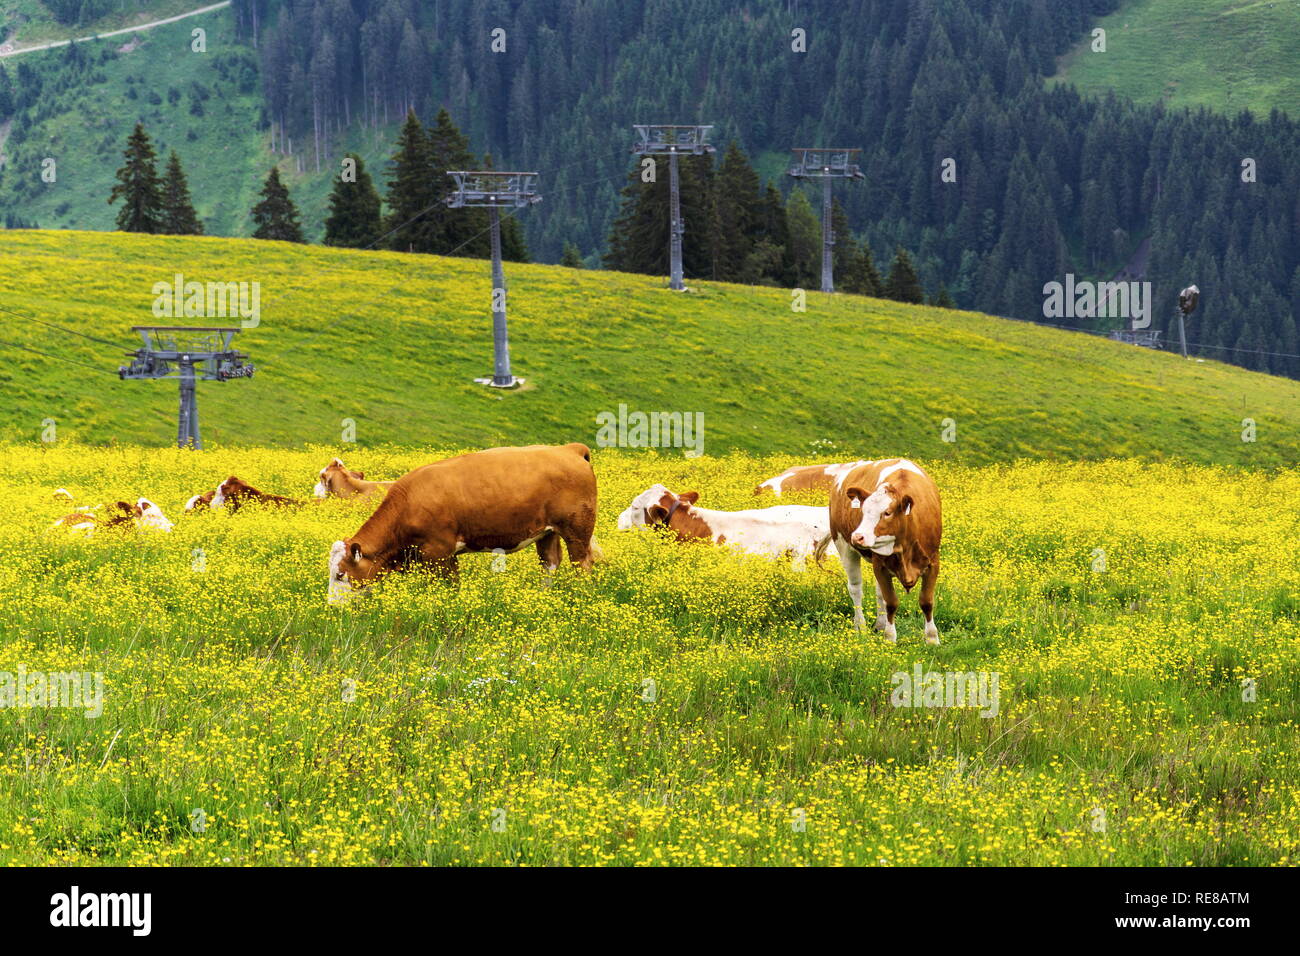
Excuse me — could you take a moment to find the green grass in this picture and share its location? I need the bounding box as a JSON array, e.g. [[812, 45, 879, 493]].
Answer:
[[1050, 0, 1300, 118], [1, 1, 202, 48], [0, 4, 401, 239], [1, 229, 1298, 463]]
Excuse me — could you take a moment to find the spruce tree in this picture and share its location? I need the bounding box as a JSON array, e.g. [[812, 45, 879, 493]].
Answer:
[[560, 242, 584, 268], [710, 140, 762, 281], [429, 109, 483, 256], [324, 153, 382, 248], [884, 247, 925, 303], [158, 151, 204, 235], [108, 122, 163, 234], [385, 110, 436, 253], [931, 284, 956, 309], [843, 242, 882, 296], [251, 167, 305, 242]]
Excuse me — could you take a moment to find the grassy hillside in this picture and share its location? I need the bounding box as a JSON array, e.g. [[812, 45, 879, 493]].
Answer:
[[1050, 0, 1300, 118], [1, 230, 1298, 463], [0, 4, 397, 238]]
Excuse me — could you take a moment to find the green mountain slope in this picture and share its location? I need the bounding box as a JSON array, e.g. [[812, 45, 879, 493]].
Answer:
[[1051, 0, 1300, 117], [1, 230, 1297, 464]]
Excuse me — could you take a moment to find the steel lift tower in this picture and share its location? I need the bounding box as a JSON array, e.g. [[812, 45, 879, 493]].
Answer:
[[631, 125, 715, 291], [118, 326, 254, 449], [788, 148, 864, 293], [446, 170, 541, 388]]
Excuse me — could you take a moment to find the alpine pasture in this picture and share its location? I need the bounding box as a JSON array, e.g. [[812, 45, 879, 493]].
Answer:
[[1, 231, 1298, 865]]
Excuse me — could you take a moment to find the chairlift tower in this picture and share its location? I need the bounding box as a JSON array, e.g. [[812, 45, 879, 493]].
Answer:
[[117, 326, 254, 449], [788, 148, 864, 293], [446, 170, 541, 388], [632, 125, 715, 291]]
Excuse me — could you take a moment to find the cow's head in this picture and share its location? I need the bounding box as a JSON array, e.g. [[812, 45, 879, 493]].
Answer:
[[845, 481, 911, 555], [616, 485, 699, 530], [185, 490, 215, 512], [135, 498, 174, 532], [315, 458, 366, 498], [328, 538, 382, 603], [211, 476, 252, 510]]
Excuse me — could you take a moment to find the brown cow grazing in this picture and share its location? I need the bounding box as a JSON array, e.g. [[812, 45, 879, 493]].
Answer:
[[816, 458, 942, 644], [210, 476, 301, 512], [753, 461, 870, 497], [329, 443, 598, 603], [313, 458, 393, 502]]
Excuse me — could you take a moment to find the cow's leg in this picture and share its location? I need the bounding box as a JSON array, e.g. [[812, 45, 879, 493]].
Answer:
[[920, 559, 940, 646], [872, 560, 899, 644], [557, 508, 598, 572], [536, 531, 563, 585], [873, 580, 889, 631], [833, 537, 868, 631]]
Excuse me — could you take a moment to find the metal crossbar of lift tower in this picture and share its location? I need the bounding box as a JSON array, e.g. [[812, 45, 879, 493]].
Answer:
[[130, 326, 242, 352], [445, 171, 542, 208], [788, 148, 865, 178], [631, 125, 716, 154]]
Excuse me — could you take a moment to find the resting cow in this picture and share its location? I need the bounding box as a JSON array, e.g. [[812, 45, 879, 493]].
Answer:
[[314, 458, 393, 502], [329, 443, 599, 603], [210, 476, 302, 511], [753, 461, 869, 497], [816, 459, 942, 644], [50, 498, 173, 536], [617, 484, 830, 567]]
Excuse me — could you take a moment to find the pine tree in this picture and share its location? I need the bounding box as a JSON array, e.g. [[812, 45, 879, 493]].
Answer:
[[710, 140, 762, 281], [324, 153, 382, 248], [385, 110, 436, 252], [429, 109, 484, 256], [108, 122, 163, 234], [251, 167, 305, 242], [784, 190, 821, 288], [560, 242, 584, 268], [884, 247, 925, 303], [158, 151, 204, 235], [842, 242, 882, 296], [603, 154, 712, 279], [930, 284, 956, 309]]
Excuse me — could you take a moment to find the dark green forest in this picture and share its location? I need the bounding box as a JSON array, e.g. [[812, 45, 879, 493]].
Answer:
[[3, 0, 1298, 377]]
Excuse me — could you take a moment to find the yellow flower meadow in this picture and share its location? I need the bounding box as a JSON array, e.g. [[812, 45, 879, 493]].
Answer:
[[0, 445, 1296, 865]]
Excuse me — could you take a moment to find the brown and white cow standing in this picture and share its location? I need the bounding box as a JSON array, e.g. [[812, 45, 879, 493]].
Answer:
[[818, 458, 942, 644], [314, 458, 393, 502], [329, 443, 598, 603], [753, 461, 870, 497]]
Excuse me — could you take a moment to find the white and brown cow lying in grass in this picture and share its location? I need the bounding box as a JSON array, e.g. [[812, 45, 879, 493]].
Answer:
[[617, 485, 830, 568], [210, 476, 303, 512], [753, 461, 870, 497], [313, 458, 393, 502], [50, 498, 174, 536], [329, 443, 599, 603], [816, 458, 942, 644]]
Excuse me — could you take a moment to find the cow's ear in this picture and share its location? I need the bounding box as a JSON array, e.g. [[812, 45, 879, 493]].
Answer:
[[846, 486, 867, 508], [350, 542, 363, 563], [354, 471, 365, 480], [679, 491, 700, 505], [647, 504, 668, 524], [330, 458, 344, 468], [899, 495, 913, 516]]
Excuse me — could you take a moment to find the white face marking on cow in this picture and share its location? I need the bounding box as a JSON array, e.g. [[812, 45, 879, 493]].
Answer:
[[184, 494, 203, 512], [849, 486, 898, 555], [328, 539, 360, 604], [135, 498, 173, 532], [313, 474, 328, 499], [617, 484, 673, 531], [210, 482, 227, 509]]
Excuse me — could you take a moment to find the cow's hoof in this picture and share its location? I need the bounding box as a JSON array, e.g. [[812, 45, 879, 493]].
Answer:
[[874, 616, 888, 631], [925, 624, 940, 646]]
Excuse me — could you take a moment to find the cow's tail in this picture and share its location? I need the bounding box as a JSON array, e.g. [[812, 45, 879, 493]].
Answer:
[[812, 532, 834, 565]]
